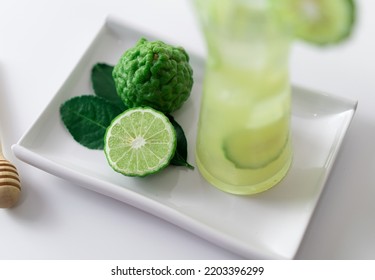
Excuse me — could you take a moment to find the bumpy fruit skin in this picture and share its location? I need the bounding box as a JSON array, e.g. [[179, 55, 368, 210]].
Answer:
[[113, 38, 194, 114]]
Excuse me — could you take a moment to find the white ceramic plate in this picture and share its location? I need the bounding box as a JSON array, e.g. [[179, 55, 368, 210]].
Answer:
[[12, 15, 357, 259]]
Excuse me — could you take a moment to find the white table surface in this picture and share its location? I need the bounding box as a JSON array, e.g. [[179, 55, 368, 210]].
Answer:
[[1, 0, 374, 260]]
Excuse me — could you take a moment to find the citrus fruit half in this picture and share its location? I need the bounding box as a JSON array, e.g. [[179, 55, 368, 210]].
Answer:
[[104, 107, 176, 177]]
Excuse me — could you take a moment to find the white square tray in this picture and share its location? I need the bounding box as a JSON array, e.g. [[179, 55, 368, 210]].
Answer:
[[12, 15, 357, 259]]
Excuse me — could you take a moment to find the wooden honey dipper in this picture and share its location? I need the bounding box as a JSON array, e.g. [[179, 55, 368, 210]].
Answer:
[[0, 143, 21, 208]]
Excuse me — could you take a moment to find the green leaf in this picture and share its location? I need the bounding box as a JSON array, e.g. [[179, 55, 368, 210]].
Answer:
[[91, 63, 126, 110], [60, 95, 123, 149], [167, 114, 194, 169]]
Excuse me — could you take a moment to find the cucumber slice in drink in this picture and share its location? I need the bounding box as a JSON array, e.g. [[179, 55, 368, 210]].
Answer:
[[104, 107, 176, 177], [223, 120, 289, 169], [272, 0, 356, 45]]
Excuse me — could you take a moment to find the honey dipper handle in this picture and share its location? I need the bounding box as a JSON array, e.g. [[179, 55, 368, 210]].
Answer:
[[0, 139, 22, 208], [0, 135, 5, 158], [0, 138, 3, 157]]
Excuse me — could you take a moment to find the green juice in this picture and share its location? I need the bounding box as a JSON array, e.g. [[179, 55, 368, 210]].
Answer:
[[194, 0, 293, 194]]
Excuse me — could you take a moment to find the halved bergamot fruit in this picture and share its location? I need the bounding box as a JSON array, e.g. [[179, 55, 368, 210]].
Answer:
[[104, 107, 176, 177]]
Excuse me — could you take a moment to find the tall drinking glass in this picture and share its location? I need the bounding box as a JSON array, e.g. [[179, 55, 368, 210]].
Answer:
[[194, 0, 293, 195]]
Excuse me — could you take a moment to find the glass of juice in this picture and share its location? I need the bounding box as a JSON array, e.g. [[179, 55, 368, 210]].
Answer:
[[194, 0, 293, 195]]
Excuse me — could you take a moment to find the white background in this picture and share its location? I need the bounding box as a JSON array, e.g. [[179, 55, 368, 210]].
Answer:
[[0, 0, 374, 259]]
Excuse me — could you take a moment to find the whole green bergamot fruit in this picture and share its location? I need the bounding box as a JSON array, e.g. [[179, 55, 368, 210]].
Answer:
[[113, 38, 194, 114]]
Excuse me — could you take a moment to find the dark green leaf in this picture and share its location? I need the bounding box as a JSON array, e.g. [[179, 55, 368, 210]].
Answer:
[[91, 63, 126, 110], [60, 95, 122, 149], [167, 114, 194, 169]]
